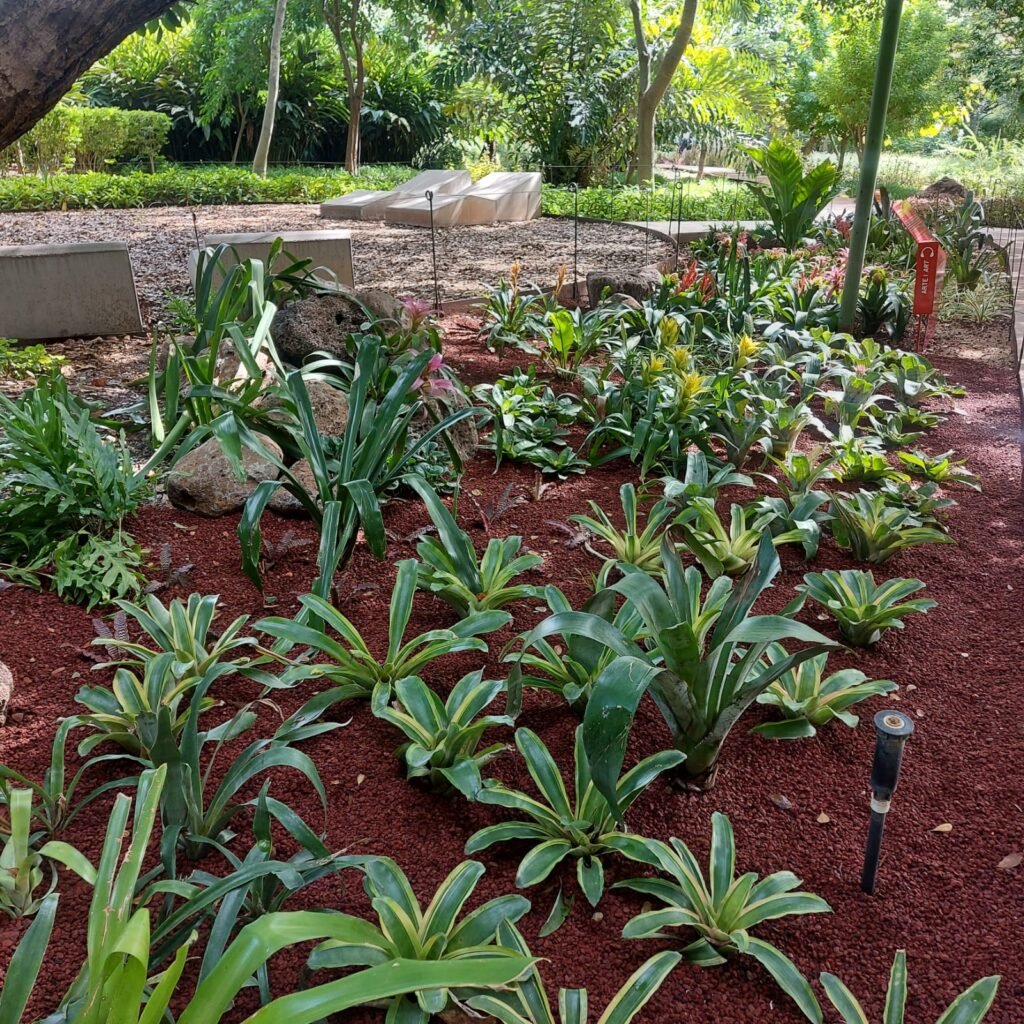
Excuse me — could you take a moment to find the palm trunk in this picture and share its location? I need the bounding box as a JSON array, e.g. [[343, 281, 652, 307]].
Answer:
[[253, 0, 288, 178]]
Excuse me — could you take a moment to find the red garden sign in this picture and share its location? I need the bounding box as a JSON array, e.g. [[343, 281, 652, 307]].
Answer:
[[892, 198, 946, 350]]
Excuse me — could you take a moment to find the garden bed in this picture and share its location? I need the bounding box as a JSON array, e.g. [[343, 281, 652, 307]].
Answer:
[[0, 313, 1021, 1022], [0, 205, 674, 323]]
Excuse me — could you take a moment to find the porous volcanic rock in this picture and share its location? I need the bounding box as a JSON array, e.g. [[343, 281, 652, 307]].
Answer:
[[166, 437, 283, 517]]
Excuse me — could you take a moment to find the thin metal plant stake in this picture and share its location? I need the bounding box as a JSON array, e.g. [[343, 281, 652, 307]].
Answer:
[[571, 182, 579, 302], [426, 189, 441, 312], [673, 178, 683, 271], [861, 709, 914, 895]]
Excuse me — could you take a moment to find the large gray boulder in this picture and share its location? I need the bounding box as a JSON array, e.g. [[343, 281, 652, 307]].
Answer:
[[271, 289, 405, 364], [586, 266, 662, 305], [268, 459, 319, 516], [258, 378, 350, 436], [166, 437, 283, 517]]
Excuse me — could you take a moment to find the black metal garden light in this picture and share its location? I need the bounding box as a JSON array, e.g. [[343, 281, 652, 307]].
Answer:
[[861, 709, 914, 895]]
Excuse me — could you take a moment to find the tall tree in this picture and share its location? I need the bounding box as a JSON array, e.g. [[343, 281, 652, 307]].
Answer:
[[630, 0, 699, 183], [253, 0, 289, 176], [0, 0, 181, 150], [322, 0, 368, 173]]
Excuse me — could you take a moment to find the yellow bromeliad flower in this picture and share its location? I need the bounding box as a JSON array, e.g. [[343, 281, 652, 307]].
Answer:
[[640, 354, 668, 386], [658, 316, 681, 348], [676, 370, 706, 414], [669, 345, 692, 374], [734, 333, 760, 368]]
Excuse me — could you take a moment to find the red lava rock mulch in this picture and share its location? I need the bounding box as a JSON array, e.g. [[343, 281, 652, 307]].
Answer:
[[0, 315, 1022, 1022]]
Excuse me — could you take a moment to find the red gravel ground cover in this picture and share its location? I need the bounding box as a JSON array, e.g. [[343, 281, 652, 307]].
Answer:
[[0, 316, 1022, 1023]]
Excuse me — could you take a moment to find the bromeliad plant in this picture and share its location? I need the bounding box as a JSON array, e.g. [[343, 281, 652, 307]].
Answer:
[[467, 920, 680, 1024], [543, 306, 619, 373], [371, 671, 513, 797], [755, 490, 832, 560], [504, 586, 643, 713], [0, 788, 95, 918], [410, 477, 544, 616], [307, 857, 532, 1024], [820, 950, 1000, 1024], [256, 560, 510, 699], [661, 451, 753, 509], [897, 449, 981, 490], [466, 726, 683, 909], [480, 262, 545, 357], [612, 812, 830, 1023], [798, 569, 937, 647], [519, 535, 837, 794], [752, 645, 898, 739], [673, 497, 779, 577], [570, 483, 678, 577], [829, 490, 955, 564]]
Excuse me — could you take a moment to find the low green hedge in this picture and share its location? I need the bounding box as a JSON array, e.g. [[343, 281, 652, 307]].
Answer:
[[0, 164, 767, 223]]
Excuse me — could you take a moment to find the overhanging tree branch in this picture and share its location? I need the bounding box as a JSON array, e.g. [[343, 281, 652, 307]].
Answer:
[[0, 0, 182, 150]]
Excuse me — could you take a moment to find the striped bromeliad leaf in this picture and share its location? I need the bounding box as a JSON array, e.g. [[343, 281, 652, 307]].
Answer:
[[372, 669, 514, 797], [820, 950, 1000, 1024], [798, 568, 936, 647], [255, 558, 510, 697], [408, 475, 544, 616], [752, 644, 897, 739], [466, 920, 681, 1024], [611, 812, 830, 1024], [307, 857, 531, 1024], [465, 726, 683, 912]]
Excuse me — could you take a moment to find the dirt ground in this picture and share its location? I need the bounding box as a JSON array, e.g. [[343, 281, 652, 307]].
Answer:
[[0, 205, 674, 323]]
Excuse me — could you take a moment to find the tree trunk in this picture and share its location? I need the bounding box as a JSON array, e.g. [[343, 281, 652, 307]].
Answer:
[[345, 83, 363, 174], [697, 144, 707, 181], [0, 0, 180, 151], [837, 137, 848, 175], [631, 0, 700, 184], [253, 0, 288, 178]]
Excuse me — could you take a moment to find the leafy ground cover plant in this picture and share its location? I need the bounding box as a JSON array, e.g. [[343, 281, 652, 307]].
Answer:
[[755, 490, 832, 560], [798, 569, 936, 647], [505, 586, 642, 713], [371, 670, 513, 797], [0, 373, 163, 607], [570, 483, 677, 577], [612, 812, 830, 1023], [829, 490, 954, 564], [0, 337, 65, 379], [466, 727, 683, 910], [673, 497, 779, 577], [220, 341, 472, 601], [467, 920, 680, 1024], [752, 646, 897, 739], [897, 449, 981, 490], [520, 535, 837, 794], [255, 560, 509, 698], [410, 477, 544, 615], [307, 857, 531, 1024], [820, 950, 1000, 1024]]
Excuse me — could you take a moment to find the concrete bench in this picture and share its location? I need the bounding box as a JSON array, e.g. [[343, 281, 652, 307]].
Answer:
[[385, 172, 542, 228], [319, 170, 470, 221], [190, 230, 354, 289], [0, 241, 144, 340]]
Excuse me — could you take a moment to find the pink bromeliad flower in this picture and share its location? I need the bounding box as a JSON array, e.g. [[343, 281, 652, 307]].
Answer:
[[402, 296, 433, 332], [413, 351, 454, 397]]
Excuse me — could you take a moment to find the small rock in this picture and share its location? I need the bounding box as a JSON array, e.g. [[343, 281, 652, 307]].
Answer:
[[166, 437, 283, 517], [586, 266, 663, 304], [0, 661, 12, 725]]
